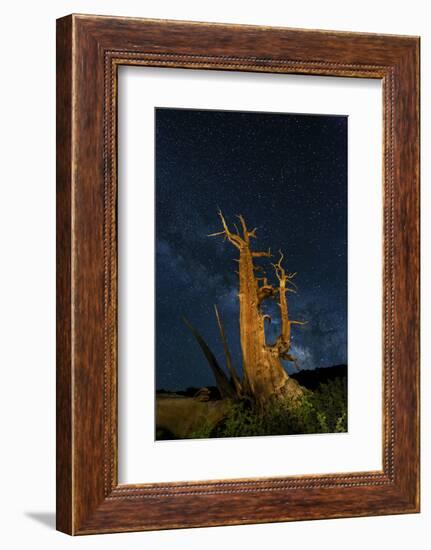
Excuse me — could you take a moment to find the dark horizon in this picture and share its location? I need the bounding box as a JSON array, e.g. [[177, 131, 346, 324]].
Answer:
[[155, 107, 347, 391]]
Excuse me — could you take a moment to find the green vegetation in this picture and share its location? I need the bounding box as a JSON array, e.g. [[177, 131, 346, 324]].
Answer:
[[189, 376, 347, 439]]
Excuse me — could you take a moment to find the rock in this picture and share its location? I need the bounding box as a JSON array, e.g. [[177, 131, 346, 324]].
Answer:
[[156, 395, 229, 439]]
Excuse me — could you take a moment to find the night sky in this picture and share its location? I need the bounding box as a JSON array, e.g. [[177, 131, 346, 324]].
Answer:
[[155, 108, 347, 391]]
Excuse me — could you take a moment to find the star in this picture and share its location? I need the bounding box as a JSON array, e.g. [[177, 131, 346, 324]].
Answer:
[[155, 107, 347, 389]]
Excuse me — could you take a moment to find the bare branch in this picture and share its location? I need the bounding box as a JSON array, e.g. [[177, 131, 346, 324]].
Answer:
[[208, 210, 244, 249], [278, 250, 284, 265], [236, 215, 258, 241], [214, 305, 242, 396], [272, 250, 286, 281], [285, 287, 297, 294], [286, 279, 298, 291], [237, 214, 249, 239], [248, 227, 258, 239], [183, 317, 236, 399], [252, 249, 272, 258]]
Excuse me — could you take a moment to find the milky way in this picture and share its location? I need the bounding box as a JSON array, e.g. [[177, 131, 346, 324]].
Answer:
[[155, 107, 347, 390]]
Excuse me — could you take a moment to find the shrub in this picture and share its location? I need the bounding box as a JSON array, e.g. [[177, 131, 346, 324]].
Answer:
[[210, 376, 347, 438]]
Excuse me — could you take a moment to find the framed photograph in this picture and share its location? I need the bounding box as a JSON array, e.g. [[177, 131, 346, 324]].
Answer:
[[56, 14, 420, 534]]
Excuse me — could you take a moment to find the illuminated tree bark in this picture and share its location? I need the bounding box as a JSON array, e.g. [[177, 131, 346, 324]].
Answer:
[[209, 212, 306, 405], [272, 251, 307, 364]]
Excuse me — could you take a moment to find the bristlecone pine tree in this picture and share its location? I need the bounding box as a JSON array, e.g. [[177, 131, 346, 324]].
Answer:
[[185, 211, 306, 406]]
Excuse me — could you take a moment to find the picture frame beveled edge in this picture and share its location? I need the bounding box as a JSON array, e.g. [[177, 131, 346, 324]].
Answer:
[[56, 13, 420, 535]]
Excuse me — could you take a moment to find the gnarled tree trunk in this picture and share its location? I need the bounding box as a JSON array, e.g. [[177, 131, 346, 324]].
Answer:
[[209, 212, 306, 405]]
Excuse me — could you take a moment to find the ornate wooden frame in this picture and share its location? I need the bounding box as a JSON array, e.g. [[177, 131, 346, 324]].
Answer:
[[56, 14, 420, 535]]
